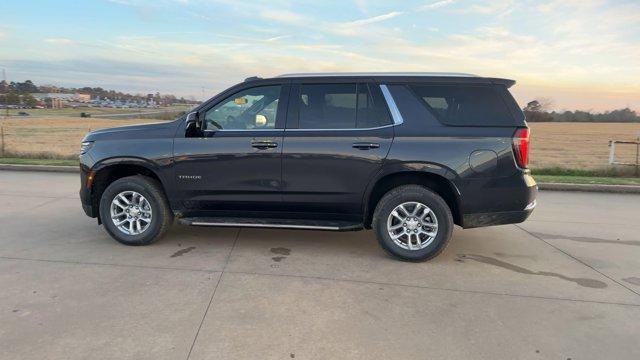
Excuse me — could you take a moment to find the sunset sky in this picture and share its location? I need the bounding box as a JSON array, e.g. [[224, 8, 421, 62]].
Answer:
[[1, 0, 638, 111]]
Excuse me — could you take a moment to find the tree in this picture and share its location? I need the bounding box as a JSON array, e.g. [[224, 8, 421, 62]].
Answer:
[[16, 80, 38, 93], [22, 94, 38, 107], [2, 92, 20, 105], [523, 98, 554, 122]]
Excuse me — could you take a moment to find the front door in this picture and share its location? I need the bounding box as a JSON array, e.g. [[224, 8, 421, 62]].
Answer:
[[281, 81, 394, 216], [173, 83, 289, 212]]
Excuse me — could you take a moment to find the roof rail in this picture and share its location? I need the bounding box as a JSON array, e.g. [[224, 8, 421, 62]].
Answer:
[[244, 76, 262, 82], [276, 72, 479, 78]]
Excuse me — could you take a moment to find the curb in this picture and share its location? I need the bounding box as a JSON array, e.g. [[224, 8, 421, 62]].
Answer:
[[537, 182, 640, 194], [1, 165, 640, 194], [0, 164, 79, 173]]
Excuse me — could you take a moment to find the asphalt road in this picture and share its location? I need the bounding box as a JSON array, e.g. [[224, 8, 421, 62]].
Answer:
[[1, 170, 639, 360]]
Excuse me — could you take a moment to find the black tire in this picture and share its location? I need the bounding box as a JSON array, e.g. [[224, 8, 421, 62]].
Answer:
[[372, 185, 453, 262], [99, 175, 173, 246]]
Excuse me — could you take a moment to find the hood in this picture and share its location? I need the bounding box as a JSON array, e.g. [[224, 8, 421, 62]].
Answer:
[[83, 121, 178, 142]]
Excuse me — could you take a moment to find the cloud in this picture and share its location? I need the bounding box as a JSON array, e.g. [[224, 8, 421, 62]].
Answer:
[[419, 0, 455, 11], [265, 35, 292, 42], [0, 30, 6, 40], [44, 38, 75, 45], [260, 9, 309, 26], [459, 0, 515, 15], [340, 11, 404, 27]]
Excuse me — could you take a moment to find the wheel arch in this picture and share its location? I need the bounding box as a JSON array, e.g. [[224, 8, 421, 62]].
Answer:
[[89, 157, 168, 222], [363, 167, 462, 228]]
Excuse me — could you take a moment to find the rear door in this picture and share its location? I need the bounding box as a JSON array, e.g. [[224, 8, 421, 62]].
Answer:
[[281, 80, 394, 216]]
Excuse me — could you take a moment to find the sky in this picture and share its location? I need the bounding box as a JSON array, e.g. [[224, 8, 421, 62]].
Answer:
[[0, 0, 638, 112]]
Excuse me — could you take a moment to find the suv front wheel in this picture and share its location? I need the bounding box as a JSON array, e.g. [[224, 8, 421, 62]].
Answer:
[[99, 175, 173, 246], [372, 185, 453, 261]]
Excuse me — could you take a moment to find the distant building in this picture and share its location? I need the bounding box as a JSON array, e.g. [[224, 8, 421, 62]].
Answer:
[[75, 93, 91, 102], [31, 93, 91, 102], [30, 92, 91, 108]]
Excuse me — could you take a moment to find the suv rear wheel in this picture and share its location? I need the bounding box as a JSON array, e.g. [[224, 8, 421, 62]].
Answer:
[[99, 175, 173, 246], [372, 185, 453, 261]]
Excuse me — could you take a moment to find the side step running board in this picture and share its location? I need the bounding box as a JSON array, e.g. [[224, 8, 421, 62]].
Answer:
[[178, 217, 362, 231]]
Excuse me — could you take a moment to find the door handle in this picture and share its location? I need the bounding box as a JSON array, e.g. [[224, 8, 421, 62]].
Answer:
[[352, 142, 380, 150], [251, 140, 278, 149]]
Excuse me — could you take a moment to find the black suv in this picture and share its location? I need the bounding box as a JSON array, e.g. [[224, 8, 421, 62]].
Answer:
[[79, 73, 536, 261]]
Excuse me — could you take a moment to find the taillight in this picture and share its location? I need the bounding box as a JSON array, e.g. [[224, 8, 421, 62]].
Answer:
[[512, 127, 530, 168]]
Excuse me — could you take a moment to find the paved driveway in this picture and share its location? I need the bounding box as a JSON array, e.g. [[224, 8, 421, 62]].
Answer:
[[1, 170, 639, 359]]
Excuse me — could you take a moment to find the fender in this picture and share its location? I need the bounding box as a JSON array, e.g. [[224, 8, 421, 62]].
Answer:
[[361, 161, 462, 222], [91, 156, 173, 197]]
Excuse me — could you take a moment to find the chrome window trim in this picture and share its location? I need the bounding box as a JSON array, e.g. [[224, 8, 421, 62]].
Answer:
[[200, 125, 395, 133], [194, 85, 404, 132], [283, 124, 395, 132], [202, 128, 282, 132], [379, 84, 404, 125]]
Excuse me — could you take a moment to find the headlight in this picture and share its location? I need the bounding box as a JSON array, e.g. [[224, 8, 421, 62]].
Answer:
[[80, 141, 94, 155]]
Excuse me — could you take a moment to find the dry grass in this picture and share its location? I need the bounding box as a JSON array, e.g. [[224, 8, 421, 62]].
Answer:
[[529, 122, 640, 170], [1, 118, 638, 170], [0, 117, 163, 159]]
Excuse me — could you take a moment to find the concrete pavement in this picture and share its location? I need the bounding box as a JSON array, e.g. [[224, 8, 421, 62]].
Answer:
[[1, 170, 639, 359]]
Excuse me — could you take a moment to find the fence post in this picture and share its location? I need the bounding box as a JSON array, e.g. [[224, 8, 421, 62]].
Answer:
[[608, 140, 615, 165], [636, 136, 640, 177], [0, 126, 4, 157]]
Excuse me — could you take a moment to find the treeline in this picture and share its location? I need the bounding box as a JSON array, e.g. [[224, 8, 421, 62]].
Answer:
[[523, 100, 639, 123], [0, 80, 197, 104]]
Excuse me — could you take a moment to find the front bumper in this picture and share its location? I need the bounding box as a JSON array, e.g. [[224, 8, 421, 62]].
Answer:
[[79, 161, 96, 218]]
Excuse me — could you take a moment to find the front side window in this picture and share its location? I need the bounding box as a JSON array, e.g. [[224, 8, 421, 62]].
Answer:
[[297, 83, 391, 129], [204, 85, 281, 130]]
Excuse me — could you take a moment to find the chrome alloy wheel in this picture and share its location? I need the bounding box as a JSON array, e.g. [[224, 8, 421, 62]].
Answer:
[[386, 201, 438, 250], [110, 191, 152, 235]]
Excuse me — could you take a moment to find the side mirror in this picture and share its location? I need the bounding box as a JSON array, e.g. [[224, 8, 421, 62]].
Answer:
[[185, 111, 201, 137], [255, 114, 268, 127], [185, 111, 198, 125]]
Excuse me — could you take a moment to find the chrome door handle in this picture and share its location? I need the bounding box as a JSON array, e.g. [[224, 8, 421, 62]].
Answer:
[[251, 140, 278, 149], [352, 142, 380, 150]]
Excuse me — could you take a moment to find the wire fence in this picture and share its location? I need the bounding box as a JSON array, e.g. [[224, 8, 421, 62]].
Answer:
[[609, 139, 640, 176]]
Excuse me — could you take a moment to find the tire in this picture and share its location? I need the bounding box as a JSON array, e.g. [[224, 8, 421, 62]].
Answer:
[[99, 175, 173, 246], [372, 185, 453, 262]]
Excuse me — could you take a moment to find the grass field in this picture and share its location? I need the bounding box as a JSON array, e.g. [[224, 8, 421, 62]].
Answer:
[[1, 118, 639, 172], [0, 117, 163, 159], [529, 122, 640, 170]]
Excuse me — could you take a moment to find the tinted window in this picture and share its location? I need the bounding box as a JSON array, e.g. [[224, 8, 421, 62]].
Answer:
[[298, 83, 391, 129], [299, 84, 357, 129], [357, 84, 392, 128], [204, 85, 281, 130], [410, 84, 515, 126]]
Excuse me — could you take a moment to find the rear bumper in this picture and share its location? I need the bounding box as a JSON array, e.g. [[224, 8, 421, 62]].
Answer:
[[462, 208, 533, 228], [460, 172, 537, 228]]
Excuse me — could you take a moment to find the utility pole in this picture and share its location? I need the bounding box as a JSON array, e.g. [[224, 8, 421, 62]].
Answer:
[[2, 68, 7, 120]]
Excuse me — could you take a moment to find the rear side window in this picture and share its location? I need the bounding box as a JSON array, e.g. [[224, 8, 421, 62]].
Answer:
[[297, 83, 392, 129], [409, 84, 516, 126], [299, 83, 356, 129]]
